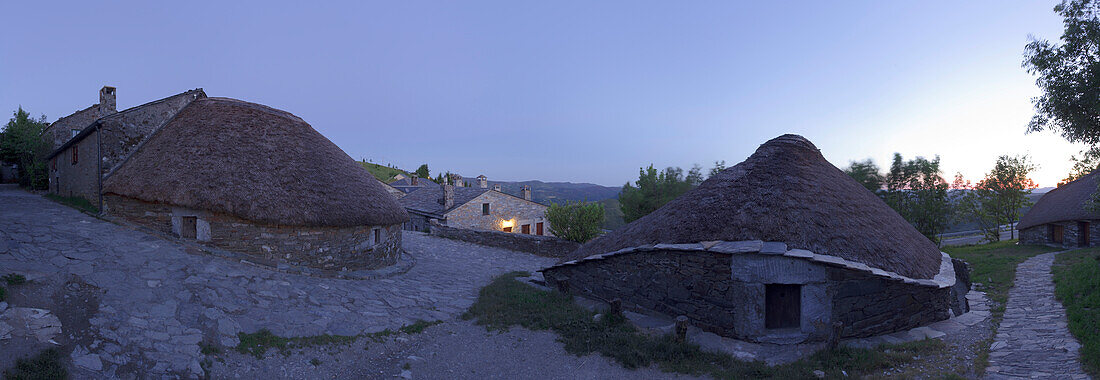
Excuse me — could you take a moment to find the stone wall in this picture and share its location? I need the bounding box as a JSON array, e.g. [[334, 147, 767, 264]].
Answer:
[[49, 133, 101, 202], [445, 191, 552, 236], [431, 221, 578, 258], [543, 247, 960, 342], [44, 105, 106, 151], [1020, 221, 1100, 248], [105, 195, 402, 270], [405, 212, 434, 233], [543, 249, 740, 336]]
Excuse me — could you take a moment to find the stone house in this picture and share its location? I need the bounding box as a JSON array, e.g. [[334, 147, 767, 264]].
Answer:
[[1018, 170, 1100, 248], [542, 135, 969, 344], [399, 175, 552, 236], [45, 86, 206, 204], [388, 174, 437, 195], [100, 97, 409, 270]]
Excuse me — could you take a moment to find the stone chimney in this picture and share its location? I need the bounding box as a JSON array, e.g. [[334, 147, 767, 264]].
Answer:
[[99, 86, 117, 115], [451, 174, 464, 187], [477, 175, 488, 189], [411, 174, 419, 186], [522, 185, 531, 201], [492, 184, 502, 192], [443, 184, 454, 209]]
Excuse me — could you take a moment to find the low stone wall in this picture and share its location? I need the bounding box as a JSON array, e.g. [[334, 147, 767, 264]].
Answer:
[[543, 242, 965, 342], [105, 195, 402, 270], [430, 221, 579, 258]]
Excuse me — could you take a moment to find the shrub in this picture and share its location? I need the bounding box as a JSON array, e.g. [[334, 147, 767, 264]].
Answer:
[[545, 201, 604, 243]]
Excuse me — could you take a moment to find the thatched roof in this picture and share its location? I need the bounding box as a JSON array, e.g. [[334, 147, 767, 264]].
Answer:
[[564, 134, 943, 279], [103, 97, 409, 227], [1018, 171, 1100, 230]]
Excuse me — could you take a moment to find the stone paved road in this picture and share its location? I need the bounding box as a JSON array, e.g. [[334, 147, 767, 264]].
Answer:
[[985, 251, 1089, 380], [0, 185, 555, 379]]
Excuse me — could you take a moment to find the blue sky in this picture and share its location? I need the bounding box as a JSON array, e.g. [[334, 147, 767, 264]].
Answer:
[[0, 1, 1081, 187]]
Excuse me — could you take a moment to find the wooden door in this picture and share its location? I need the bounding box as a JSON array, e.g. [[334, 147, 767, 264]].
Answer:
[[522, 224, 530, 234], [1079, 222, 1090, 247], [536, 222, 544, 235], [181, 216, 197, 239], [1052, 225, 1064, 244], [765, 284, 801, 329]]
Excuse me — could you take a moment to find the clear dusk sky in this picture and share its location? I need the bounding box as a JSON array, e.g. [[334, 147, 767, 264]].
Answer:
[[0, 1, 1084, 187]]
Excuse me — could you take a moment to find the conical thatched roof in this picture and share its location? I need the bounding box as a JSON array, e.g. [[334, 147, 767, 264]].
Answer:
[[1018, 170, 1100, 230], [565, 134, 943, 279], [103, 97, 409, 227]]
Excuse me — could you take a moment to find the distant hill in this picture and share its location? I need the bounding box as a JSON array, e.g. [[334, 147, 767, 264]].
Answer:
[[944, 188, 1051, 233], [360, 162, 409, 182], [485, 180, 621, 204]]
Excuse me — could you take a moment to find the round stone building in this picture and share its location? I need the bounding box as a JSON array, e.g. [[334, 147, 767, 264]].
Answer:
[[542, 134, 970, 343], [102, 97, 409, 270]]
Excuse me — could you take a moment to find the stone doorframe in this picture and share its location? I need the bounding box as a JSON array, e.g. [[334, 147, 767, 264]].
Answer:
[[729, 254, 830, 344]]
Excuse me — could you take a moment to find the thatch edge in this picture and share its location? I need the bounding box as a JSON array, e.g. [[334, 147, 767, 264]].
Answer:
[[539, 240, 957, 289]]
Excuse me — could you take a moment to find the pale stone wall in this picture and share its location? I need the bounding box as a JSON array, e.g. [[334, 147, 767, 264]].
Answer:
[[43, 106, 105, 151], [105, 195, 402, 270], [445, 191, 552, 236]]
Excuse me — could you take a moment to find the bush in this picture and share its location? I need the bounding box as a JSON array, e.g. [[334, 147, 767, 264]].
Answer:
[[2, 348, 67, 380], [545, 201, 604, 243]]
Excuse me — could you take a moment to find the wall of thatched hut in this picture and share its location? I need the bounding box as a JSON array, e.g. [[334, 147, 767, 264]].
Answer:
[[106, 194, 403, 270]]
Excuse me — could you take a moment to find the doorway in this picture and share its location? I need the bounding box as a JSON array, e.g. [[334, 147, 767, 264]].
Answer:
[[765, 284, 801, 329], [1052, 224, 1065, 244], [1079, 222, 1090, 247], [180, 216, 197, 239]]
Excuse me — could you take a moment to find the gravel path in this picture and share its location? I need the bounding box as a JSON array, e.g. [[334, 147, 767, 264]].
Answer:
[[0, 185, 555, 378], [985, 251, 1089, 379]]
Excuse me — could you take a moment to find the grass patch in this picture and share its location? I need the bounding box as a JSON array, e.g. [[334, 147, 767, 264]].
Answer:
[[359, 161, 408, 182], [398, 319, 442, 334], [236, 329, 356, 359], [943, 240, 1061, 319], [2, 274, 26, 286], [199, 342, 222, 355], [462, 271, 942, 379], [43, 194, 98, 214], [2, 348, 67, 380], [1053, 248, 1100, 377]]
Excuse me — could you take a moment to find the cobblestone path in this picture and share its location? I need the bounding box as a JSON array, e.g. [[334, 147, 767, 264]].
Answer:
[[985, 251, 1089, 379], [0, 186, 555, 378]]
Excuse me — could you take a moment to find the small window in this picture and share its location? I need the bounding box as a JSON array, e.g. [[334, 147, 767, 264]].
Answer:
[[71, 145, 79, 165], [482, 203, 490, 215], [503, 226, 512, 233], [522, 224, 530, 234], [71, 129, 80, 138], [373, 227, 382, 245], [765, 284, 801, 329], [180, 216, 197, 239]]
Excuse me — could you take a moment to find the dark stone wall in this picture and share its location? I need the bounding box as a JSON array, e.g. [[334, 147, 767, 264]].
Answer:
[[404, 212, 433, 233], [1020, 221, 1100, 248], [828, 268, 952, 338], [544, 248, 959, 341], [543, 250, 740, 336], [49, 133, 100, 202], [431, 221, 579, 258], [105, 195, 402, 270]]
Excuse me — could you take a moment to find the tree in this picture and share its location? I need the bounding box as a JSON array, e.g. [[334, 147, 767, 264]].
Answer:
[[686, 164, 705, 186], [1061, 146, 1100, 186], [414, 164, 430, 179], [883, 153, 950, 243], [618, 165, 695, 223], [951, 173, 1004, 243], [1024, 0, 1100, 145], [954, 156, 1038, 241], [0, 107, 49, 189], [709, 160, 727, 178], [844, 159, 885, 194], [546, 201, 605, 243]]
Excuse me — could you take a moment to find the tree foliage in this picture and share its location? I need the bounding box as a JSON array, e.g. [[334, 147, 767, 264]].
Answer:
[[0, 107, 49, 189], [1024, 0, 1100, 144], [414, 164, 430, 179], [546, 201, 605, 243], [953, 156, 1038, 241], [617, 161, 726, 223], [843, 159, 885, 193], [883, 154, 951, 243], [1061, 146, 1100, 186]]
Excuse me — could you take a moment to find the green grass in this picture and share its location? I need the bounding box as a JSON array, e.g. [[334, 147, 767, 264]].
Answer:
[[2, 274, 26, 286], [359, 161, 409, 182], [43, 194, 98, 214], [237, 319, 443, 359], [462, 271, 942, 379], [2, 348, 67, 380], [1053, 248, 1100, 377]]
